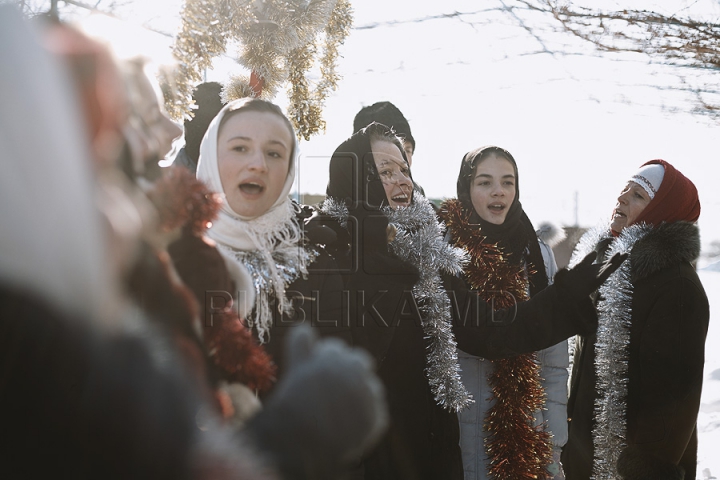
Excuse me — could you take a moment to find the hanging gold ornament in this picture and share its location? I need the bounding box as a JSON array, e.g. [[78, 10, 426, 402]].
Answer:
[[165, 0, 353, 140]]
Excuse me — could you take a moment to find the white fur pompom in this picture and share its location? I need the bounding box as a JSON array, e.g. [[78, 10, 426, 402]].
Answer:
[[536, 221, 567, 248]]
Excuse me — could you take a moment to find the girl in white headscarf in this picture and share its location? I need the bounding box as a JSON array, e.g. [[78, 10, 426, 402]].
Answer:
[[173, 97, 348, 377]]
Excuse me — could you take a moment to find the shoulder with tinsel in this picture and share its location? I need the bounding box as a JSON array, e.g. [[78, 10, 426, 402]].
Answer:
[[387, 194, 467, 277], [438, 198, 524, 292], [437, 198, 484, 247], [437, 198, 480, 247], [437, 198, 468, 232]]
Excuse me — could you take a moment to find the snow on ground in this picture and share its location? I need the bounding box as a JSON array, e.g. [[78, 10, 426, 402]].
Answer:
[[697, 269, 720, 479]]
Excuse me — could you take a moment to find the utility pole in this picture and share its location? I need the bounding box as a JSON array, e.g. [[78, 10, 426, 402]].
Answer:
[[50, 0, 59, 19], [574, 191, 579, 227]]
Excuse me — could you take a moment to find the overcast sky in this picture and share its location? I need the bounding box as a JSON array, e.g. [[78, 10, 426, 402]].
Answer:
[[38, 0, 720, 249]]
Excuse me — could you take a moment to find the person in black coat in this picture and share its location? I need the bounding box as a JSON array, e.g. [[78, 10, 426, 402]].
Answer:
[[171, 82, 226, 174], [321, 122, 626, 480], [562, 160, 709, 480]]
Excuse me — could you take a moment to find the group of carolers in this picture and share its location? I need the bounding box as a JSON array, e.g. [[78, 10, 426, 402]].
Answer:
[[163, 91, 707, 480], [0, 11, 708, 480]]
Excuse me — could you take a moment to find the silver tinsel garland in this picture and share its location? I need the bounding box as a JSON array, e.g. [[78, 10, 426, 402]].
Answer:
[[317, 196, 348, 229], [386, 194, 472, 411], [322, 193, 472, 411], [219, 240, 318, 344], [570, 223, 652, 479]]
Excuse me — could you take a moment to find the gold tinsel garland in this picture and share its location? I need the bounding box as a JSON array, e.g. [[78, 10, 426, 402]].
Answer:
[[164, 0, 232, 120], [165, 0, 353, 140], [439, 199, 552, 480]]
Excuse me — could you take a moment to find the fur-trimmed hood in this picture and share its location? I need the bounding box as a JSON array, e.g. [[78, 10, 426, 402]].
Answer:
[[572, 221, 700, 283], [629, 221, 700, 283]]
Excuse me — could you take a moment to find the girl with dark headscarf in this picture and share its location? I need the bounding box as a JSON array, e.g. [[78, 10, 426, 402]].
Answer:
[[439, 146, 568, 479], [322, 125, 625, 480], [562, 160, 709, 480]]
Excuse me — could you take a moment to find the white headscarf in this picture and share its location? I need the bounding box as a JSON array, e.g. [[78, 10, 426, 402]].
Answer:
[[196, 99, 310, 342]]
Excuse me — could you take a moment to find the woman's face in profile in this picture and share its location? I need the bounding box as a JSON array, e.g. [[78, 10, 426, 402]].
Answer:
[[217, 110, 292, 218], [470, 154, 516, 225], [371, 139, 413, 209], [611, 181, 651, 232]]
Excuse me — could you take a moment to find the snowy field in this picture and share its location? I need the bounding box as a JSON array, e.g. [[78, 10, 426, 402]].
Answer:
[[696, 266, 720, 480]]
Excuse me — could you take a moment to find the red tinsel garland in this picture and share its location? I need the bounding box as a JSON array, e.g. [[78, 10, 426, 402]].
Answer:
[[439, 199, 552, 480], [146, 166, 222, 236], [205, 310, 276, 393], [146, 166, 276, 394]]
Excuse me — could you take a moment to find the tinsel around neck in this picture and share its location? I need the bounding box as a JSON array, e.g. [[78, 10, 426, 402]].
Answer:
[[322, 193, 472, 411], [571, 223, 653, 479], [384, 193, 472, 411], [439, 198, 552, 479], [440, 199, 526, 293], [211, 201, 318, 344]]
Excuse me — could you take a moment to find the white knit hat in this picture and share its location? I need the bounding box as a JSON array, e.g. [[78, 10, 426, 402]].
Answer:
[[631, 164, 665, 199]]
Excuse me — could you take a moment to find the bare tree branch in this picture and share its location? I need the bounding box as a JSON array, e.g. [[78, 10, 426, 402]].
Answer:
[[355, 8, 503, 30], [517, 0, 720, 119]]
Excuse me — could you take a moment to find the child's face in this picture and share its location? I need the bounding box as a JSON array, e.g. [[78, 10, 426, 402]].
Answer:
[[470, 154, 517, 225]]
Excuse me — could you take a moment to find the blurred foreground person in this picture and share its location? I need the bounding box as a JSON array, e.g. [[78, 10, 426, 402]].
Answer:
[[0, 8, 269, 479], [562, 160, 709, 480], [0, 8, 387, 480]]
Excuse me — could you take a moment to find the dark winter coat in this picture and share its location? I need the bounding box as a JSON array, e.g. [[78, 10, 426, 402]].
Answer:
[[562, 221, 709, 480], [322, 124, 461, 480]]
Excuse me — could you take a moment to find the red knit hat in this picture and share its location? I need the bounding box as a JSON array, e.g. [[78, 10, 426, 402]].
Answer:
[[632, 159, 700, 227]]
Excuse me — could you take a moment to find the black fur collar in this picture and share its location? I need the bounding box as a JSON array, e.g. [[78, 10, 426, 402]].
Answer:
[[630, 221, 700, 282]]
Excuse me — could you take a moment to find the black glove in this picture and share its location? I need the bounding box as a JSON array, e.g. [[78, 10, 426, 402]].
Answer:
[[554, 251, 628, 300], [246, 326, 388, 479], [302, 210, 338, 246]]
